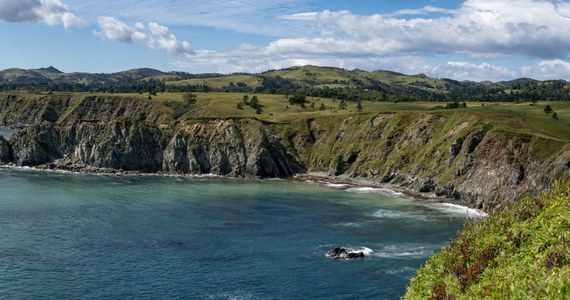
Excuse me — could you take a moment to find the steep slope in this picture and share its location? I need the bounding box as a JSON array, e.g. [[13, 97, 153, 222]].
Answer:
[[404, 181, 570, 299], [0, 94, 568, 211], [274, 113, 569, 211]]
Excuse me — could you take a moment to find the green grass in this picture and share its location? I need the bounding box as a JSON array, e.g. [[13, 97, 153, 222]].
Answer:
[[404, 180, 570, 299], [3, 91, 569, 141], [167, 74, 262, 89]]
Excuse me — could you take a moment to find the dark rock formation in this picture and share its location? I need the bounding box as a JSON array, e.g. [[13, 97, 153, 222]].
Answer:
[[4, 119, 302, 178], [0, 135, 11, 163], [326, 247, 365, 259]]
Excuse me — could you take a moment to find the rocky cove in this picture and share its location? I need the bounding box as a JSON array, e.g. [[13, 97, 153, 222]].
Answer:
[[0, 93, 568, 213]]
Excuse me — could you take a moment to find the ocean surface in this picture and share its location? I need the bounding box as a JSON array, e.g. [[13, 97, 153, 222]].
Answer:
[[0, 168, 472, 299]]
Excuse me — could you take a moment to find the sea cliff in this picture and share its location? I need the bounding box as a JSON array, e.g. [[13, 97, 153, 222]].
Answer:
[[0, 94, 568, 212]]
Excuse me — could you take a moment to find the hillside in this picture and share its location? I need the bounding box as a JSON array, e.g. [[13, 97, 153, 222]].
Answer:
[[404, 180, 570, 299], [0, 92, 568, 212], [1, 65, 570, 102]]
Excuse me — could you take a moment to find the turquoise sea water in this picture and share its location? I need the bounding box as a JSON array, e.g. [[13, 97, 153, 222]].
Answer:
[[0, 168, 468, 299]]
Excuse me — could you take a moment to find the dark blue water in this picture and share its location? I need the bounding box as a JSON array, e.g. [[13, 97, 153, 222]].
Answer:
[[0, 168, 468, 299]]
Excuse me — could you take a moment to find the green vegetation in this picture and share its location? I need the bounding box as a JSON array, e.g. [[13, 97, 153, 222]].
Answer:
[[404, 181, 570, 299], [3, 65, 570, 103], [2, 91, 569, 142]]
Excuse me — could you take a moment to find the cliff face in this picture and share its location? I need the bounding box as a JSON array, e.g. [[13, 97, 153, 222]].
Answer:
[[0, 94, 568, 211], [3, 119, 300, 177], [273, 113, 569, 211]]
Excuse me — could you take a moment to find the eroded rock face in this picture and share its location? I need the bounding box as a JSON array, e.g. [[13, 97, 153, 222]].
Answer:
[[0, 135, 11, 163], [6, 119, 303, 178]]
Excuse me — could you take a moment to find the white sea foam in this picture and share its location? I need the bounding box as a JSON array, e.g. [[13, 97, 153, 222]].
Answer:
[[348, 246, 374, 256], [324, 183, 350, 188], [335, 222, 364, 228], [345, 186, 405, 197], [372, 209, 406, 219], [372, 244, 431, 259], [427, 202, 487, 218], [208, 290, 257, 300]]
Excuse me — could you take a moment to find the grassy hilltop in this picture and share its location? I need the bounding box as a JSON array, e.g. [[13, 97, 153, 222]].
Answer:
[[100, 92, 570, 142]]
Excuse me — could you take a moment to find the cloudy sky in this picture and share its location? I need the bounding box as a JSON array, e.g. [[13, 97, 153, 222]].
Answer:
[[1, 0, 569, 81]]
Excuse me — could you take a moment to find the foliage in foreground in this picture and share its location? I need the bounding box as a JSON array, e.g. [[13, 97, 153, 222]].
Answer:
[[404, 181, 570, 299]]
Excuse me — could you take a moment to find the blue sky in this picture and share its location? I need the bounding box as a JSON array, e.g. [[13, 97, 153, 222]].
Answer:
[[1, 0, 570, 81]]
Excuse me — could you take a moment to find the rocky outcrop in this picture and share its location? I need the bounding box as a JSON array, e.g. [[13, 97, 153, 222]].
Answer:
[[276, 113, 570, 212], [4, 119, 302, 178], [326, 247, 365, 259]]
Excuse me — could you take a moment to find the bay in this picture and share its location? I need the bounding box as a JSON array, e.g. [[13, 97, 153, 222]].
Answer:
[[0, 168, 468, 299]]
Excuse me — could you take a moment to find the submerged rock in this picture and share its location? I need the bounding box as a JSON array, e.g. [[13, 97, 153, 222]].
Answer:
[[326, 247, 365, 260]]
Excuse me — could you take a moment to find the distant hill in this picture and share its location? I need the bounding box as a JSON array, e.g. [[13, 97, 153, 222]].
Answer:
[[0, 65, 569, 102]]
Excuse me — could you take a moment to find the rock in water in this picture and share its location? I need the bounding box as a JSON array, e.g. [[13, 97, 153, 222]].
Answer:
[[326, 247, 365, 259], [346, 252, 365, 259]]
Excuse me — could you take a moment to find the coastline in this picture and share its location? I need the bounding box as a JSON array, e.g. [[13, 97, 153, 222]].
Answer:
[[0, 164, 487, 217], [293, 173, 488, 217]]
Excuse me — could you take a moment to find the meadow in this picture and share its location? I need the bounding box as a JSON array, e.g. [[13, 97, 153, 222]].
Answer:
[[109, 92, 570, 142]]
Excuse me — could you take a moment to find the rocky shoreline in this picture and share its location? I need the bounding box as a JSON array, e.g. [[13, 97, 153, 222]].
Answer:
[[0, 94, 568, 213], [0, 162, 488, 218]]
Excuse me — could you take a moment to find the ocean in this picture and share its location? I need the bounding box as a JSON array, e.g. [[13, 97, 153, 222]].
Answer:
[[0, 167, 471, 299]]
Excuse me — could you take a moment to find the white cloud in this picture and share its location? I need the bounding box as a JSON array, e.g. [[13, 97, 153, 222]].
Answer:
[[428, 61, 519, 81], [522, 59, 570, 80], [95, 17, 193, 57], [66, 0, 310, 36], [385, 6, 458, 17], [278, 0, 570, 59], [0, 0, 83, 29]]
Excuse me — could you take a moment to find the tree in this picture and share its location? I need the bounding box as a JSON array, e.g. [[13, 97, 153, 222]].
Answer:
[[356, 101, 363, 112], [319, 103, 326, 110], [552, 112, 559, 120], [183, 92, 197, 106], [242, 95, 249, 104], [250, 96, 259, 109], [256, 106, 262, 114], [236, 103, 244, 110], [339, 100, 347, 109], [544, 105, 553, 114]]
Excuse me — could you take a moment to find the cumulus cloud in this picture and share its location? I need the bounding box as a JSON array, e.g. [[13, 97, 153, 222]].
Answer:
[[172, 43, 432, 75], [428, 62, 519, 81], [0, 0, 83, 29], [522, 59, 570, 80], [278, 0, 570, 59], [95, 16, 193, 57]]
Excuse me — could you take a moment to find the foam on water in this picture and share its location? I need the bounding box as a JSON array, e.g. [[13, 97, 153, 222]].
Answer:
[[345, 186, 405, 197], [335, 222, 364, 228], [0, 169, 467, 299], [372, 208, 407, 219], [372, 244, 434, 259], [425, 202, 487, 218], [323, 183, 351, 189]]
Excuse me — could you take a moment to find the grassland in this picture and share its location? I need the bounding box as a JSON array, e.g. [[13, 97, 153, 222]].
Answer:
[[404, 180, 570, 299], [117, 92, 570, 141], [3, 91, 569, 142]]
